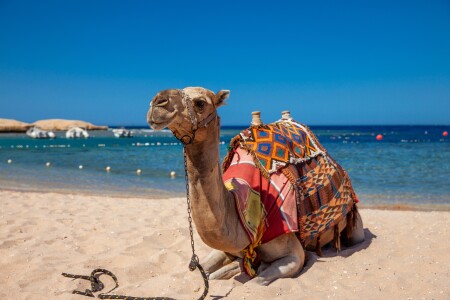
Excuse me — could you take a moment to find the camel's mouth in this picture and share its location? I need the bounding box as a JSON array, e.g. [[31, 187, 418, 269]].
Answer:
[[147, 109, 177, 130], [149, 119, 171, 130]]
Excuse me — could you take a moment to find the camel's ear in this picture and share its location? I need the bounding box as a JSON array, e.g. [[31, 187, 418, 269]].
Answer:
[[215, 90, 230, 108]]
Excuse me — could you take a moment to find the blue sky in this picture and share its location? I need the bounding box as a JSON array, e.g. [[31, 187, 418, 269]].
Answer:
[[1, 0, 449, 126]]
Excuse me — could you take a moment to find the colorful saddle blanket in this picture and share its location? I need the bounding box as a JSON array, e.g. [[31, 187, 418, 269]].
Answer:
[[222, 120, 358, 277]]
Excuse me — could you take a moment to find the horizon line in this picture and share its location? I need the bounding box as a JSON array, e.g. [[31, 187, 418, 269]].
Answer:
[[110, 124, 450, 128]]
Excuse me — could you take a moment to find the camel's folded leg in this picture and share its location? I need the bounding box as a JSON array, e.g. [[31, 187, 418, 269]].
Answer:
[[201, 249, 237, 275], [249, 233, 305, 286], [209, 259, 242, 280]]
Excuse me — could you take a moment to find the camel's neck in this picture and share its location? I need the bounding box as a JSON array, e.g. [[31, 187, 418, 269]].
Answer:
[[184, 120, 248, 253]]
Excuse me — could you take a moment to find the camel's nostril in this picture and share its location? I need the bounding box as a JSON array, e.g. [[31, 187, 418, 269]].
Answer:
[[154, 98, 169, 107]]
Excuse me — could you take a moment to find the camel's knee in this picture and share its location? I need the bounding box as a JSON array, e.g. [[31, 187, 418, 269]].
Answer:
[[252, 243, 305, 285], [251, 253, 304, 286], [209, 259, 241, 280], [202, 250, 235, 274]]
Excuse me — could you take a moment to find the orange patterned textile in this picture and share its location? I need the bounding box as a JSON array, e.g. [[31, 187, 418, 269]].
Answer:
[[222, 120, 359, 276]]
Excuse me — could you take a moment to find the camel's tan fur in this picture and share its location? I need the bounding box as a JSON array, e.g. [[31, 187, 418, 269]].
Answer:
[[147, 87, 365, 285]]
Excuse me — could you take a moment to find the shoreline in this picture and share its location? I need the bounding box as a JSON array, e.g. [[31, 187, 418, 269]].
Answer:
[[0, 185, 183, 200], [1, 185, 449, 212], [1, 189, 449, 299]]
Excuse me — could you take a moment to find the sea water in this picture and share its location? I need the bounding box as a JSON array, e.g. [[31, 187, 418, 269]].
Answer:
[[0, 126, 449, 209]]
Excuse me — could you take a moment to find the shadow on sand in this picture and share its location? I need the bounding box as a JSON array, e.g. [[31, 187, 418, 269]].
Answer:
[[300, 228, 377, 275], [210, 228, 376, 299]]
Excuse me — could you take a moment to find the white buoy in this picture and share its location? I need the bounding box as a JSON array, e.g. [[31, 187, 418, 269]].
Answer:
[[136, 169, 142, 175], [7, 159, 12, 164], [106, 166, 111, 172], [46, 162, 51, 167], [170, 171, 176, 178], [79, 165, 83, 169]]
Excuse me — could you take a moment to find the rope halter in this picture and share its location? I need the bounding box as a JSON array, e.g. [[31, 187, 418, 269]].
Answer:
[[173, 89, 217, 145]]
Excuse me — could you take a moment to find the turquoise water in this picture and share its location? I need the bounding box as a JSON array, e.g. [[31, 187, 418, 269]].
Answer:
[[1, 126, 449, 208]]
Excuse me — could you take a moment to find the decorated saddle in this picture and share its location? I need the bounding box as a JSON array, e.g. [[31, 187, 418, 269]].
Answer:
[[222, 120, 359, 276]]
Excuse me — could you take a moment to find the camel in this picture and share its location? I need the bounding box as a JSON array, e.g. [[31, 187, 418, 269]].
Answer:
[[147, 87, 365, 285]]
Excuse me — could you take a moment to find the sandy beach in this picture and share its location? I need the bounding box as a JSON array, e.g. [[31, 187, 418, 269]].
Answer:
[[1, 190, 449, 300]]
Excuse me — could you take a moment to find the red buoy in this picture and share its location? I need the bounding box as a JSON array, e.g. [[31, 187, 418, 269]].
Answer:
[[376, 134, 383, 141], [443, 131, 449, 137]]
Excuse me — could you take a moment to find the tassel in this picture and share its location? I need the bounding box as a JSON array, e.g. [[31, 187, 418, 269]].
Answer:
[[281, 168, 297, 184], [222, 136, 241, 171], [346, 209, 354, 239], [334, 225, 341, 252], [353, 205, 359, 229], [346, 204, 358, 239], [315, 235, 323, 257]]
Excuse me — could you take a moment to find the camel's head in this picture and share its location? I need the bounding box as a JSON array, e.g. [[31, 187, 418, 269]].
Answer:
[[147, 87, 230, 143]]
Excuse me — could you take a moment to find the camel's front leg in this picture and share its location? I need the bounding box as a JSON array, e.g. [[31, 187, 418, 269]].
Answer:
[[249, 233, 305, 286], [201, 249, 237, 277], [209, 259, 242, 280]]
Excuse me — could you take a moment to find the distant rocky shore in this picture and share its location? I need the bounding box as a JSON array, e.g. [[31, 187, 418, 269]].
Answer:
[[0, 118, 108, 132]]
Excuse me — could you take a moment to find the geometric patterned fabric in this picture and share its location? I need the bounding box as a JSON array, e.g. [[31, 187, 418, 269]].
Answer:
[[285, 153, 359, 247], [222, 120, 359, 277], [237, 121, 325, 176]]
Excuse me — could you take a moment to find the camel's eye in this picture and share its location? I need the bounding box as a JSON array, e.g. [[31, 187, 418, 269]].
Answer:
[[194, 99, 206, 110]]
